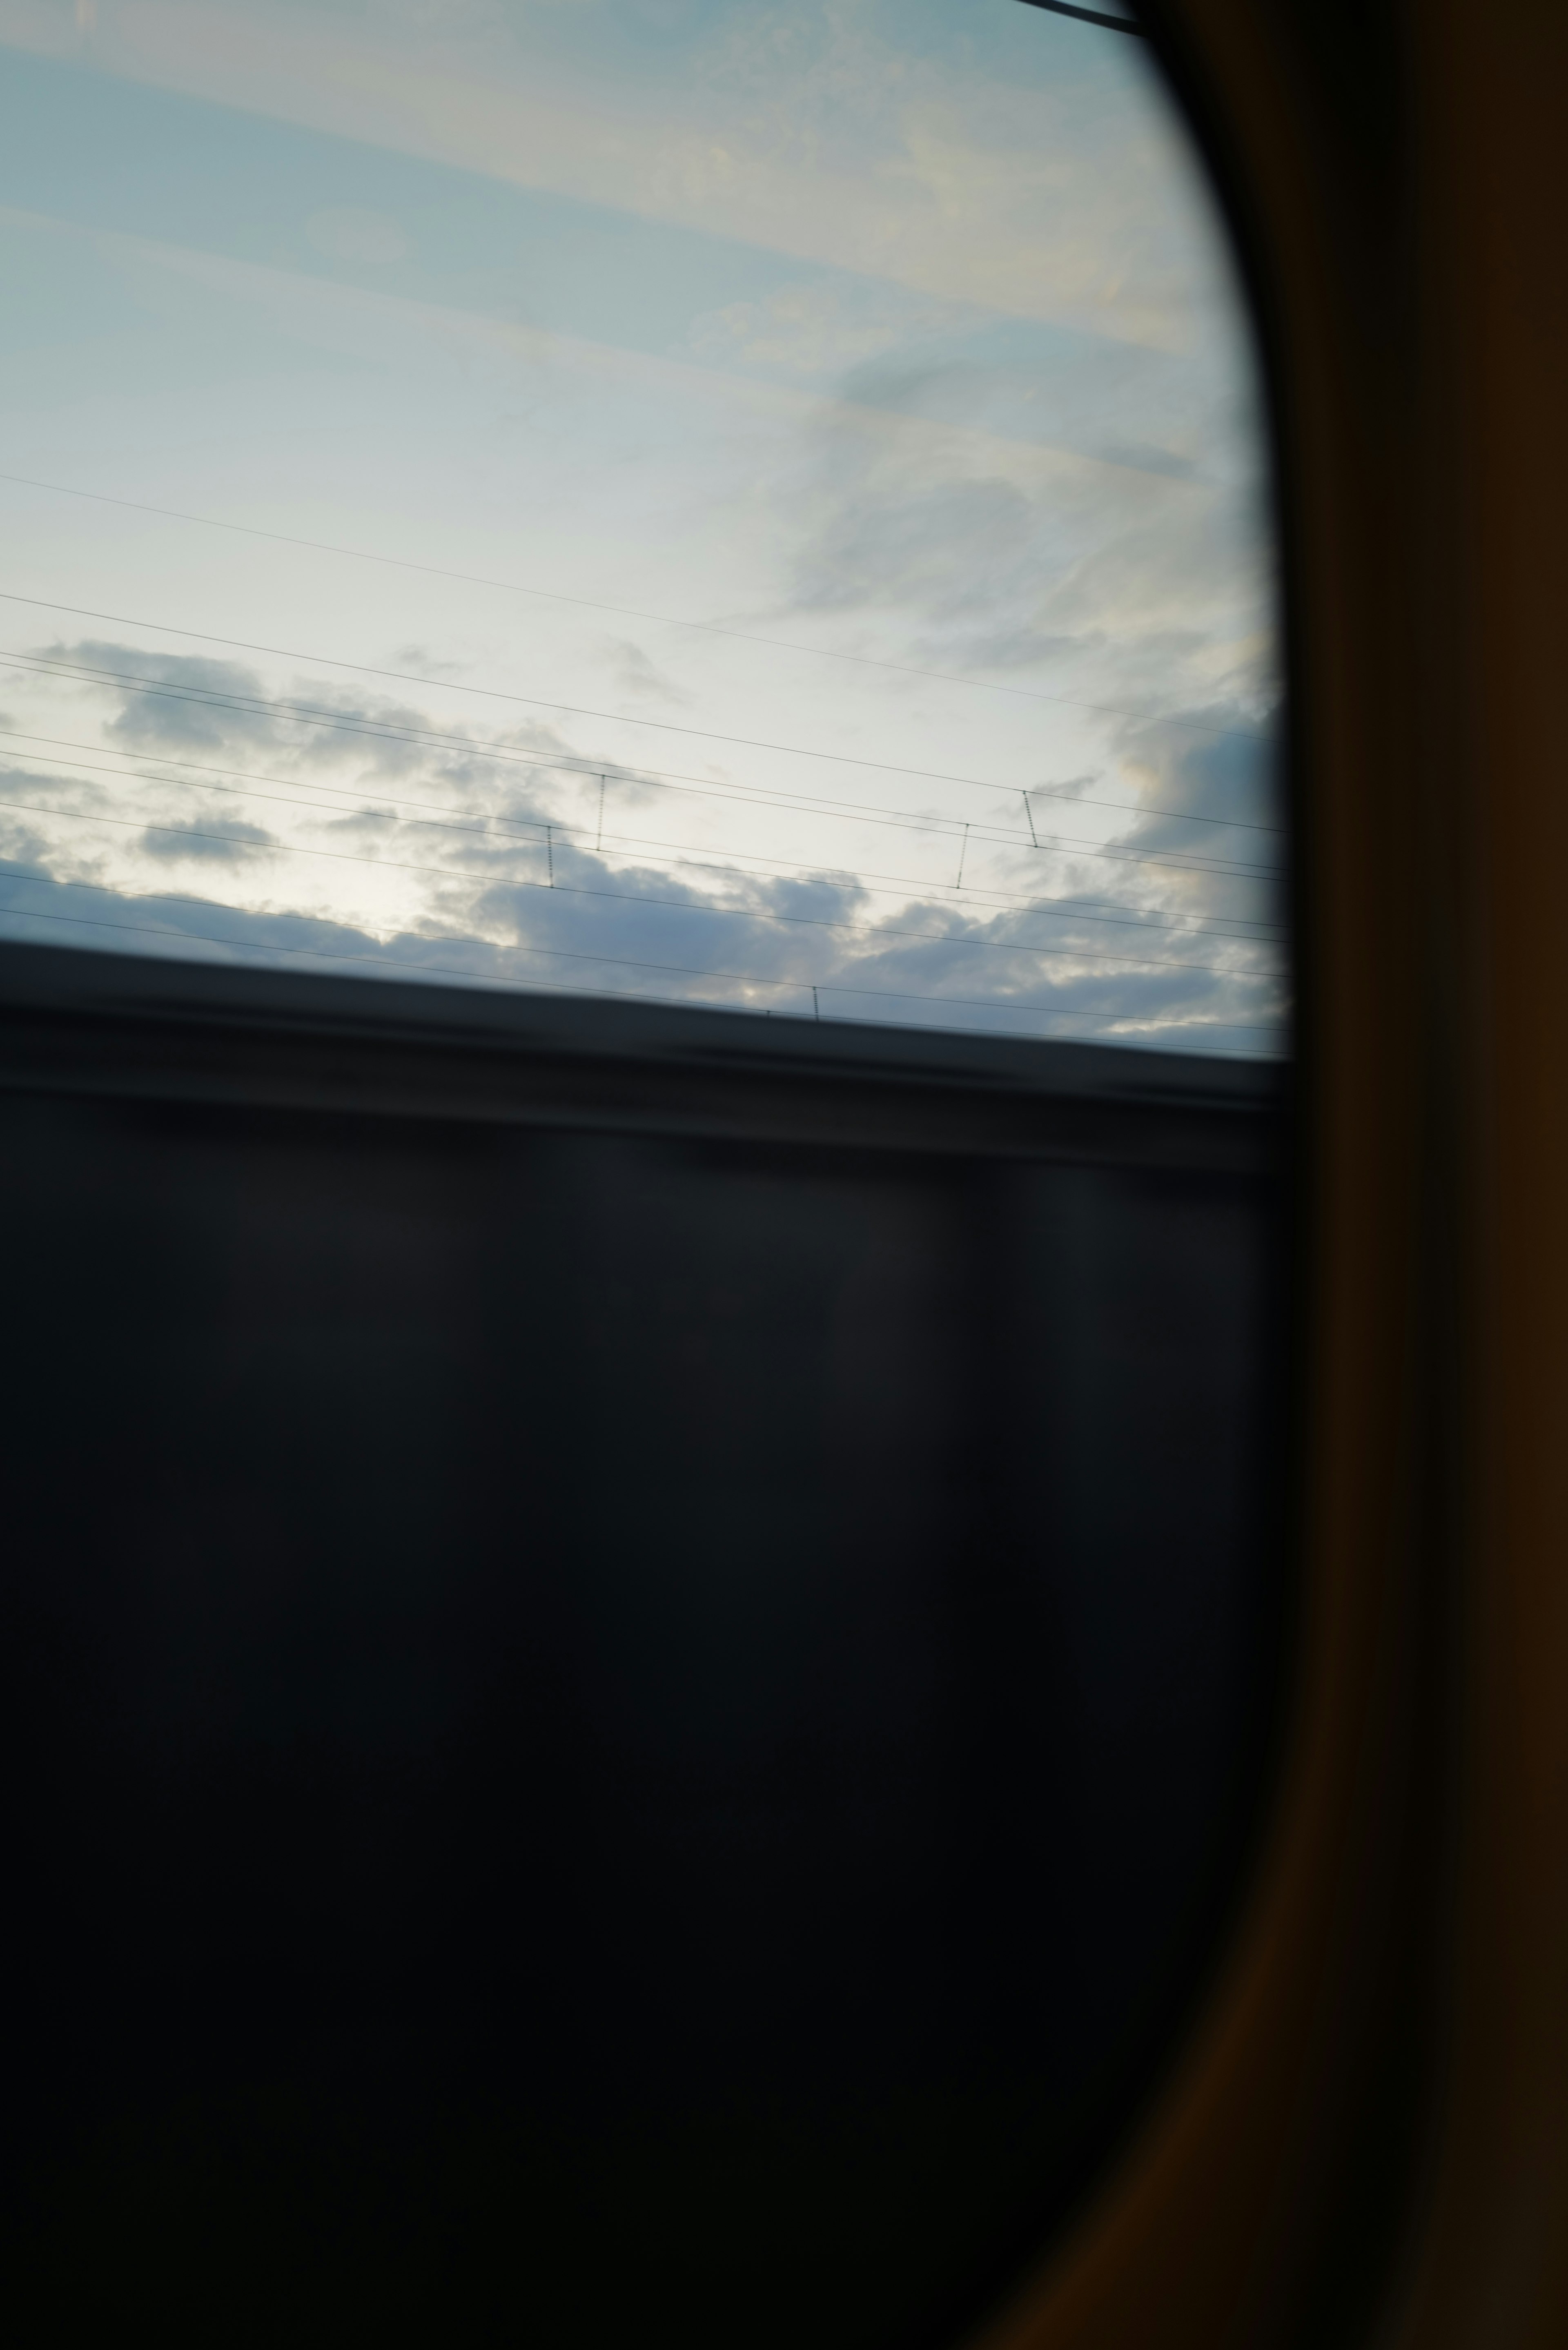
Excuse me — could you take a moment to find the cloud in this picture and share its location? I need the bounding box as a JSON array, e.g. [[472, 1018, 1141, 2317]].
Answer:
[[601, 640, 690, 709], [1109, 711, 1285, 927], [791, 468, 1040, 625], [0, 811, 67, 874], [447, 828, 1283, 1042], [56, 643, 294, 757], [2, 623, 1285, 1050], [689, 280, 963, 383], [36, 640, 582, 803], [0, 816, 1285, 1045], [4, 0, 1229, 343], [138, 814, 274, 863], [0, 1, 1281, 1057]]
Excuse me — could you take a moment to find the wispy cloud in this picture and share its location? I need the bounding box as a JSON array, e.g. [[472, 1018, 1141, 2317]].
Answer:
[[0, 0, 1283, 1053]]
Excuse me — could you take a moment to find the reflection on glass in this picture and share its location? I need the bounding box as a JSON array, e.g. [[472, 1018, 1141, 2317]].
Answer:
[[0, 0, 1283, 1052]]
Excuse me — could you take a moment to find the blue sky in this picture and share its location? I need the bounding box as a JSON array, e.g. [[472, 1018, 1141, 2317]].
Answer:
[[0, 0, 1284, 1051]]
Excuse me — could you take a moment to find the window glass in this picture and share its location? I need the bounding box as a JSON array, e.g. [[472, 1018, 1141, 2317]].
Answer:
[[0, 0, 1283, 1055]]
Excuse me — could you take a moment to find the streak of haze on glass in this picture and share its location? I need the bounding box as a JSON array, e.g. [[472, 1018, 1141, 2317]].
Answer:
[[0, 0, 1284, 1054]]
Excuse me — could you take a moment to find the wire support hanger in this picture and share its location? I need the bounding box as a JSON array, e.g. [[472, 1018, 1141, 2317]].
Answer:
[[0, 735, 1287, 930]]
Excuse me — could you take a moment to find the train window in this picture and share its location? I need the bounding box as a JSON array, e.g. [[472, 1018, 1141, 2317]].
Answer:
[[0, 0, 1283, 1056], [0, 7, 1293, 2348]]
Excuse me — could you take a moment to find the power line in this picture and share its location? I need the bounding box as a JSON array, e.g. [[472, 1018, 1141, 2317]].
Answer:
[[0, 468, 1265, 740], [0, 651, 1281, 884], [0, 663, 1278, 865], [0, 587, 1281, 821], [0, 865, 1283, 1039], [0, 672, 1288, 907], [0, 787, 1281, 983], [5, 739, 1281, 955], [0, 720, 1290, 896], [0, 731, 1284, 941], [0, 651, 1033, 846]]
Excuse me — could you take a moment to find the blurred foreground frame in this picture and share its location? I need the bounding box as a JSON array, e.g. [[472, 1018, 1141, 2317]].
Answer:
[[976, 2, 1568, 2347]]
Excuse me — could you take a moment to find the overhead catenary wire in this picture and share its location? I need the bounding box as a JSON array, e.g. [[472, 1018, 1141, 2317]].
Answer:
[[0, 733, 1285, 942], [0, 658, 1288, 883], [0, 653, 1282, 884], [0, 662, 1276, 864], [0, 490, 1283, 1040], [0, 588, 1284, 831], [0, 785, 1281, 984], [0, 730, 1281, 943], [0, 467, 1264, 742]]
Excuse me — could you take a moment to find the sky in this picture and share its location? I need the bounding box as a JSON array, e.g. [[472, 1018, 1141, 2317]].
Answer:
[[0, 0, 1285, 1054]]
